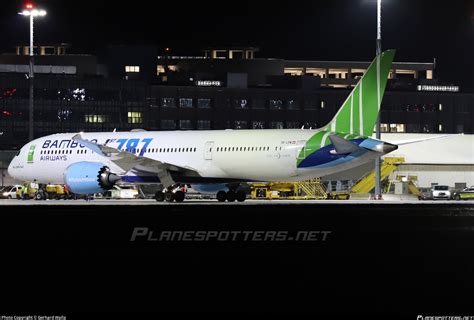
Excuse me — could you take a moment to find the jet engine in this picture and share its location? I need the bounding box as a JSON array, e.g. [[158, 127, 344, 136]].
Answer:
[[64, 161, 120, 194]]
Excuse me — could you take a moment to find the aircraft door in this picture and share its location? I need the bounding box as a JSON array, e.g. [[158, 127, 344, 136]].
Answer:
[[204, 141, 214, 160]]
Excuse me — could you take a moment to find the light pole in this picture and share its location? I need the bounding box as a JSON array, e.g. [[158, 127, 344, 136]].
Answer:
[[374, 0, 382, 200], [18, 3, 46, 142]]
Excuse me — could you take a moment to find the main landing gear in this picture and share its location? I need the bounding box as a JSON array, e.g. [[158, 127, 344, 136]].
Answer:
[[155, 184, 187, 203], [216, 190, 246, 202]]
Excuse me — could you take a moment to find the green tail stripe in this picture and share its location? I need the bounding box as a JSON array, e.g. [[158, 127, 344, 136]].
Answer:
[[324, 49, 396, 137], [297, 50, 396, 165]]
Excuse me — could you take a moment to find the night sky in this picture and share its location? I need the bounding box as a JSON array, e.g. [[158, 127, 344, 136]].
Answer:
[[1, 0, 473, 90]]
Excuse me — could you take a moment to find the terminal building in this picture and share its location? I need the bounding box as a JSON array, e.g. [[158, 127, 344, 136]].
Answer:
[[0, 44, 472, 190]]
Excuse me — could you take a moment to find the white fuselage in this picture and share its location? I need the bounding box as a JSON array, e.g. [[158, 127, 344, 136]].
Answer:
[[8, 129, 380, 185]]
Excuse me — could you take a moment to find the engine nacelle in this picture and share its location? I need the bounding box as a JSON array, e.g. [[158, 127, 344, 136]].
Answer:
[[64, 162, 120, 194]]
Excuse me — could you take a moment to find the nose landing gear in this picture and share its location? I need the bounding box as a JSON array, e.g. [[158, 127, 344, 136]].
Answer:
[[155, 184, 187, 203]]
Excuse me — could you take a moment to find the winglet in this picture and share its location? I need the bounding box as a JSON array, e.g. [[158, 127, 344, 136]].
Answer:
[[329, 135, 360, 155], [72, 133, 106, 156]]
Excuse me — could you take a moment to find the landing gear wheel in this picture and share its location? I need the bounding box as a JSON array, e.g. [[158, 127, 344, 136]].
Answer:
[[155, 191, 165, 202], [236, 191, 246, 202], [35, 193, 43, 200], [174, 191, 185, 203], [226, 191, 236, 202], [165, 192, 174, 202], [216, 191, 227, 202]]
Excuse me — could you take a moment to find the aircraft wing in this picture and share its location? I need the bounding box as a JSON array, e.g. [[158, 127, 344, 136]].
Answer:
[[72, 134, 200, 185]]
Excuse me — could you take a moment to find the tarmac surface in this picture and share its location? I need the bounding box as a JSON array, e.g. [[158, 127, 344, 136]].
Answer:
[[1, 198, 473, 317], [0, 198, 467, 205]]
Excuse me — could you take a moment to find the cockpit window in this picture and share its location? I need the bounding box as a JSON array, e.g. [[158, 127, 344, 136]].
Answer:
[[15, 151, 20, 157]]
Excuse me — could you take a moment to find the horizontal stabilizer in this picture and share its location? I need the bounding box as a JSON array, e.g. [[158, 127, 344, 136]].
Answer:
[[329, 135, 360, 154], [393, 134, 461, 146]]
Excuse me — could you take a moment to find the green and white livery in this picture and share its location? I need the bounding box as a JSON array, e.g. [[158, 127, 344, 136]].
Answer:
[[9, 50, 406, 202]]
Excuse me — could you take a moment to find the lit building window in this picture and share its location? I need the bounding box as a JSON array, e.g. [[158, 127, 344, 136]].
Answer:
[[168, 65, 178, 72], [439, 104, 443, 111], [125, 66, 140, 73], [389, 124, 405, 133], [157, 65, 165, 75], [380, 123, 389, 133], [127, 112, 142, 124], [426, 70, 433, 80], [438, 124, 443, 132], [320, 101, 325, 109], [85, 115, 107, 123]]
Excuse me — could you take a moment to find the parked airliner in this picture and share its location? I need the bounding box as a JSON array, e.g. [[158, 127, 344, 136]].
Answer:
[[8, 50, 414, 202]]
